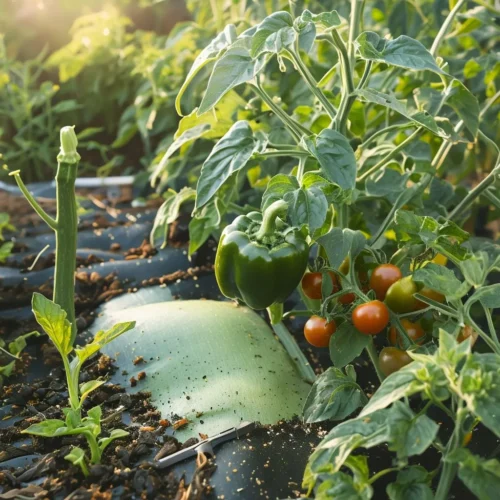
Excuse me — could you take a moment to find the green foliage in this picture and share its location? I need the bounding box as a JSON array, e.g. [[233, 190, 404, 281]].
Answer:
[[24, 293, 134, 470]]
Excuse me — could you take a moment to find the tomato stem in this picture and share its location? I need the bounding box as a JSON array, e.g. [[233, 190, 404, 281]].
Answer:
[[365, 339, 384, 382]]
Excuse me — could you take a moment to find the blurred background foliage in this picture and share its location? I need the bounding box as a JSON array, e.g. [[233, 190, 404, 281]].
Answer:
[[0, 0, 498, 199]]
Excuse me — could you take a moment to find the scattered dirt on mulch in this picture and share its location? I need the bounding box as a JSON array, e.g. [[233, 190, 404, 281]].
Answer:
[[140, 266, 214, 289], [0, 355, 216, 499], [124, 239, 158, 261]]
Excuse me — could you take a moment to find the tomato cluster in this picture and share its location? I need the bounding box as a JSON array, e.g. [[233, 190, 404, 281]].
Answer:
[[300, 260, 472, 378]]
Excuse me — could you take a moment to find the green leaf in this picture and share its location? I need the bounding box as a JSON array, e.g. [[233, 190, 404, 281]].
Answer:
[[301, 129, 357, 190], [150, 188, 196, 248], [413, 264, 468, 300], [443, 79, 479, 139], [355, 89, 448, 137], [250, 11, 295, 57], [305, 410, 391, 490], [176, 24, 238, 115], [262, 174, 300, 210], [387, 466, 433, 500], [198, 39, 267, 115], [0, 241, 14, 263], [365, 169, 410, 203], [359, 363, 425, 417], [448, 448, 500, 500], [316, 469, 373, 500], [79, 379, 105, 405], [386, 402, 439, 459], [23, 419, 76, 437], [330, 323, 370, 368], [457, 353, 500, 438], [284, 186, 329, 233], [8, 331, 39, 357], [188, 197, 224, 255], [318, 228, 367, 270], [32, 293, 73, 357], [355, 32, 446, 74], [195, 121, 266, 209], [303, 367, 367, 423], [98, 428, 129, 452], [300, 9, 341, 30], [75, 321, 135, 366], [471, 284, 500, 309], [64, 446, 87, 469]]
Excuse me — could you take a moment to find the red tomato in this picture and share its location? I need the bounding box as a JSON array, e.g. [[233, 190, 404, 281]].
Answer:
[[370, 264, 403, 300], [352, 300, 390, 335], [389, 319, 425, 348], [301, 272, 339, 300], [457, 325, 478, 347], [379, 347, 413, 376], [304, 316, 336, 347], [339, 292, 356, 305]]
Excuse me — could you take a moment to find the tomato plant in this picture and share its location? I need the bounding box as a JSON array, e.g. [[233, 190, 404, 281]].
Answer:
[[302, 271, 338, 300]]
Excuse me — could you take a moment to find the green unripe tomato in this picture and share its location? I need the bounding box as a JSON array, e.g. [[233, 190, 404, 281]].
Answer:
[[385, 276, 418, 313]]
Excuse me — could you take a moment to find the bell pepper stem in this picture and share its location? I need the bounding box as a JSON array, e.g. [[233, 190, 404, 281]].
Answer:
[[255, 200, 288, 241], [269, 319, 316, 384]]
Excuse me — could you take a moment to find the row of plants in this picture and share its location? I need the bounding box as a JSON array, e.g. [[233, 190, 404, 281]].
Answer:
[[161, 0, 500, 497]]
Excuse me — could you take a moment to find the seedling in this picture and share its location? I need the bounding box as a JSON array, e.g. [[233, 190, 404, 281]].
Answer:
[[11, 127, 135, 474]]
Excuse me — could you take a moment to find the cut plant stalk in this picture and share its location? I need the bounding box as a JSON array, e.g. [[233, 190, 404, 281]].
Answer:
[[10, 126, 81, 342]]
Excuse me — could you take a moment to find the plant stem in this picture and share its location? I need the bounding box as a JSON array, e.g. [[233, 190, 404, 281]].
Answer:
[[258, 150, 310, 159], [448, 164, 499, 220], [249, 82, 310, 142], [356, 60, 372, 90], [430, 0, 467, 57], [288, 47, 337, 121], [484, 306, 499, 346], [369, 467, 400, 484], [9, 171, 57, 230], [54, 160, 79, 345], [435, 406, 466, 500], [255, 200, 288, 240], [63, 357, 80, 411], [326, 30, 355, 133], [84, 431, 102, 464], [297, 155, 307, 182], [366, 339, 384, 382], [348, 0, 364, 66], [270, 320, 316, 384], [357, 128, 423, 181], [360, 123, 414, 148]]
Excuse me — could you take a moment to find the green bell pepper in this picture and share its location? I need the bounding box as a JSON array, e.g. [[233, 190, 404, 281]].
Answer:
[[215, 200, 309, 310]]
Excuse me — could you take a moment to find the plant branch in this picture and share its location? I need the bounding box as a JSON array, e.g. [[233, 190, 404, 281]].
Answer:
[[358, 128, 423, 182], [287, 46, 337, 121], [356, 60, 373, 90], [9, 171, 57, 230], [365, 338, 385, 382], [430, 0, 467, 57]]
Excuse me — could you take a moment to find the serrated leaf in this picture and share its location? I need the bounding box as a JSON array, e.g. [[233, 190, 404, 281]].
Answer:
[[413, 263, 468, 300], [303, 367, 367, 423], [300, 9, 341, 30], [262, 174, 300, 210], [387, 466, 433, 500], [355, 32, 446, 74], [250, 11, 294, 57]]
